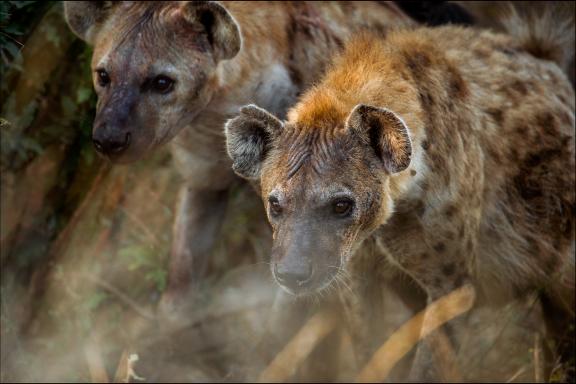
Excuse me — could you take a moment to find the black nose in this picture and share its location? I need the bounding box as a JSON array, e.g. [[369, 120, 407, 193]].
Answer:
[[274, 262, 313, 291], [92, 129, 131, 155]]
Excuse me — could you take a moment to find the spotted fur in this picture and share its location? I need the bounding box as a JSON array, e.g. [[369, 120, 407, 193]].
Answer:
[[226, 23, 575, 381]]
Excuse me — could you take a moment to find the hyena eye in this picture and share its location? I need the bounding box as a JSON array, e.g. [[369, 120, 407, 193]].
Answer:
[[268, 196, 283, 217], [96, 69, 110, 87], [333, 198, 354, 217], [151, 75, 175, 94]]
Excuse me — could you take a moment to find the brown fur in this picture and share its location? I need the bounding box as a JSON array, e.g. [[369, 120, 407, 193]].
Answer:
[[226, 25, 575, 380]]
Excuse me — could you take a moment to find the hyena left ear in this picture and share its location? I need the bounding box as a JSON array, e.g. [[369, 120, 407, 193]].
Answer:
[[225, 105, 283, 180], [346, 104, 412, 174], [64, 1, 114, 44], [182, 1, 241, 62]]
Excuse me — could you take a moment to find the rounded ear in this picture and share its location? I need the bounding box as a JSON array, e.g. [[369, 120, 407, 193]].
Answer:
[[182, 1, 241, 62], [64, 1, 112, 44], [346, 104, 412, 174], [225, 105, 283, 180]]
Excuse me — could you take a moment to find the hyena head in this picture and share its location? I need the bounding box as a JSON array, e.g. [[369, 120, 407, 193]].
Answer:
[[225, 104, 412, 295], [65, 1, 240, 162]]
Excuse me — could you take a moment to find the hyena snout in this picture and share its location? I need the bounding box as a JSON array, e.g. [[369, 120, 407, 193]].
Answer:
[[92, 123, 132, 156], [271, 227, 342, 294], [273, 259, 314, 293]]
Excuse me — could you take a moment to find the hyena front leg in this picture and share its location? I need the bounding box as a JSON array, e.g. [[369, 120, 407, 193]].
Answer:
[[337, 247, 388, 369], [158, 184, 229, 329], [338, 279, 374, 369], [380, 207, 477, 381], [409, 289, 475, 382], [405, 261, 476, 382]]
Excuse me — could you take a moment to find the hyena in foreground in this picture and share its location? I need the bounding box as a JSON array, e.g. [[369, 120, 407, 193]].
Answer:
[[225, 22, 575, 382]]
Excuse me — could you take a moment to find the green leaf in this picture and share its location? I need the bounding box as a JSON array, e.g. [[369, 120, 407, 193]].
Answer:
[[118, 244, 155, 271], [85, 291, 108, 311], [61, 96, 77, 116], [146, 269, 167, 292], [76, 87, 92, 104]]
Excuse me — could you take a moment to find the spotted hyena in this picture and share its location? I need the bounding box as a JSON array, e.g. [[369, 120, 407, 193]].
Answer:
[[64, 1, 434, 324], [225, 17, 575, 382]]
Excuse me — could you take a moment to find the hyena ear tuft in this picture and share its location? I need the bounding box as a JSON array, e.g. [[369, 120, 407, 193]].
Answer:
[[182, 1, 241, 62], [64, 1, 112, 44], [347, 104, 412, 174], [225, 105, 283, 180]]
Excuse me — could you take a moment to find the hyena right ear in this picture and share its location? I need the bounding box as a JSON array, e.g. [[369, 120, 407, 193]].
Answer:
[[346, 104, 413, 174], [225, 105, 283, 180], [64, 2, 112, 44], [182, 1, 241, 62]]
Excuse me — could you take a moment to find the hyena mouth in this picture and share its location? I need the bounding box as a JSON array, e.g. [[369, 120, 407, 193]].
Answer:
[[275, 268, 342, 298]]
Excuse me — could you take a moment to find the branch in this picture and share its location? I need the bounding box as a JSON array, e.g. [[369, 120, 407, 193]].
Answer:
[[355, 284, 476, 383], [258, 308, 338, 382]]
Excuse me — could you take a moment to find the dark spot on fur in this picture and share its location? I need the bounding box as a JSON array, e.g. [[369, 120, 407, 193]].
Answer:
[[508, 148, 520, 162], [473, 47, 491, 59], [410, 169, 417, 176], [510, 80, 529, 94], [524, 148, 563, 169], [419, 90, 435, 109], [445, 231, 455, 241], [420, 252, 429, 260], [458, 226, 465, 239], [405, 51, 431, 78], [486, 108, 504, 124], [486, 227, 500, 240], [429, 150, 448, 173], [415, 200, 426, 217], [454, 274, 466, 288], [525, 239, 541, 257], [444, 204, 457, 218], [515, 124, 527, 135], [447, 66, 468, 99], [545, 256, 560, 273], [512, 284, 527, 299], [434, 242, 446, 253], [434, 277, 443, 286], [497, 46, 517, 56], [536, 112, 558, 136], [487, 147, 503, 165], [559, 112, 573, 126], [442, 263, 456, 276], [466, 239, 474, 252], [421, 140, 430, 151], [558, 93, 569, 105]]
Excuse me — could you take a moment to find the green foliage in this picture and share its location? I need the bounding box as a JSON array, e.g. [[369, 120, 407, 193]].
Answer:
[[84, 290, 109, 312], [119, 243, 168, 293], [0, 1, 53, 71]]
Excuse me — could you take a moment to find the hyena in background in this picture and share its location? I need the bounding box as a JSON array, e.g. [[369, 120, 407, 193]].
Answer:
[[64, 1, 425, 325], [225, 11, 575, 383]]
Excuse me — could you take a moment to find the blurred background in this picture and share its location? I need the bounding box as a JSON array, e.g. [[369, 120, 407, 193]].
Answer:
[[0, 1, 573, 382]]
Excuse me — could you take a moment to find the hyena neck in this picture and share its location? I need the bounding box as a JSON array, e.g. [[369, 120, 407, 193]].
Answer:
[[216, 60, 299, 119], [171, 58, 299, 177]]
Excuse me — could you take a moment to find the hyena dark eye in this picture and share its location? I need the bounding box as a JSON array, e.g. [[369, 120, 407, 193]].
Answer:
[[96, 69, 110, 87], [333, 198, 354, 217], [151, 75, 175, 94], [268, 196, 283, 217]]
